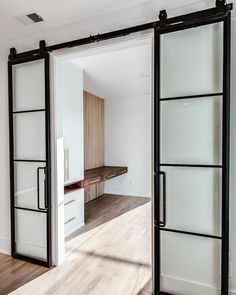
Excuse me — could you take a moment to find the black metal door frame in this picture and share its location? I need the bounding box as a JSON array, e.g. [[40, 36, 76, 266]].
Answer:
[[8, 50, 51, 267], [154, 7, 231, 295], [8, 1, 232, 284]]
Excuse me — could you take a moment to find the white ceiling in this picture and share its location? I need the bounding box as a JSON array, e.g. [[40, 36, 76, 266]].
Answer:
[[0, 0, 222, 45], [71, 38, 152, 99]]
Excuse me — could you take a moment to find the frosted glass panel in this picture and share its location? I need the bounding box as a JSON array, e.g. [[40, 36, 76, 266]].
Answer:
[[160, 23, 223, 98], [160, 231, 221, 295], [14, 111, 46, 160], [15, 209, 47, 260], [161, 97, 222, 165], [13, 60, 45, 112], [161, 167, 221, 235], [14, 162, 46, 210]]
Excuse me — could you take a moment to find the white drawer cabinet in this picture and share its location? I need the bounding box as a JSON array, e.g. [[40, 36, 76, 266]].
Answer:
[[64, 189, 84, 238]]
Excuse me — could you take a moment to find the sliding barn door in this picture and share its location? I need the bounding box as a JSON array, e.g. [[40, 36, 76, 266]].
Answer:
[[154, 11, 231, 295], [8, 53, 51, 267]]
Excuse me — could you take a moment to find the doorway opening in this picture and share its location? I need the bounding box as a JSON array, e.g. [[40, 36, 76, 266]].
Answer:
[[52, 34, 153, 294]]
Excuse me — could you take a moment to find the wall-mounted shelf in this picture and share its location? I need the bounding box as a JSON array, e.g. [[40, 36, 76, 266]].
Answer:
[[64, 166, 128, 195]]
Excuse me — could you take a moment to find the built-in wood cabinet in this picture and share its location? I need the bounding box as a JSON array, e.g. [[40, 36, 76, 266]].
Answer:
[[63, 88, 128, 237], [84, 91, 105, 203]]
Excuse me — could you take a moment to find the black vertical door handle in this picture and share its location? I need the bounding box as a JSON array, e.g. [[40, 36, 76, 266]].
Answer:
[[159, 171, 166, 227], [37, 167, 48, 211]]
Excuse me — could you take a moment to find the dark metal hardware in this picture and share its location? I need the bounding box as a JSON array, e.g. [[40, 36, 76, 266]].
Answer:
[[216, 0, 226, 9], [90, 34, 101, 43], [14, 206, 48, 213], [221, 11, 231, 293], [159, 172, 166, 227], [159, 227, 222, 240], [159, 10, 168, 25], [160, 163, 222, 168], [37, 167, 48, 211], [160, 92, 223, 101], [39, 40, 46, 53], [9, 48, 16, 61], [8, 4, 233, 61], [14, 159, 47, 163], [13, 109, 46, 114]]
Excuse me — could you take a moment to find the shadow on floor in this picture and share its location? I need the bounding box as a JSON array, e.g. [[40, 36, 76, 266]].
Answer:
[[66, 194, 151, 241], [70, 249, 151, 268]]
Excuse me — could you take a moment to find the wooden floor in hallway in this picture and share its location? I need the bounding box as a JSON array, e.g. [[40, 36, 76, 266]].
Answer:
[[9, 194, 152, 295], [0, 254, 49, 295]]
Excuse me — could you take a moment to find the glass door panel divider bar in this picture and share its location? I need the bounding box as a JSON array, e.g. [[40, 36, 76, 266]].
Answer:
[[14, 206, 48, 213], [159, 227, 222, 240], [160, 164, 222, 168], [13, 159, 47, 162], [159, 93, 223, 101], [13, 109, 46, 114]]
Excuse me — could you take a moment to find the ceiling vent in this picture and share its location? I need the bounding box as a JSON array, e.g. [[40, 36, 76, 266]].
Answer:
[[17, 12, 44, 25]]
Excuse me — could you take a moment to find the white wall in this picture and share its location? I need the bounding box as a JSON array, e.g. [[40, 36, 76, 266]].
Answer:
[[104, 95, 152, 197], [0, 4, 235, 294], [52, 59, 84, 264]]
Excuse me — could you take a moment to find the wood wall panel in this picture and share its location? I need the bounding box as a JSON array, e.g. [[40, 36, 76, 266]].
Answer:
[[84, 91, 105, 203]]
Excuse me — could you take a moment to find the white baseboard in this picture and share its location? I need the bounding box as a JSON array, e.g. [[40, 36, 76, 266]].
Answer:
[[0, 237, 11, 255], [230, 290, 236, 295]]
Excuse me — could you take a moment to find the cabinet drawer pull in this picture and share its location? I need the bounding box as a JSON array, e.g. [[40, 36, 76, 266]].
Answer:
[[64, 199, 76, 206], [64, 217, 76, 225]]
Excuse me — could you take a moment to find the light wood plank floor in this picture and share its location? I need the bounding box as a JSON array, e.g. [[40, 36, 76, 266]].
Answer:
[[10, 194, 152, 295]]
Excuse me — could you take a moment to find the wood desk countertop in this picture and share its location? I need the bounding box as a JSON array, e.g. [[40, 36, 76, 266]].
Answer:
[[64, 166, 128, 195]]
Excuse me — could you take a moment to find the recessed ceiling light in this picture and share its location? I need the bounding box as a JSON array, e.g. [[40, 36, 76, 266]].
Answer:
[[17, 12, 44, 25]]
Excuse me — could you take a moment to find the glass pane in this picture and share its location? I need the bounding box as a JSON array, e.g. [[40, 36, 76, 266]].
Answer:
[[13, 59, 45, 112], [160, 231, 221, 295], [160, 97, 222, 165], [15, 209, 47, 261], [14, 162, 46, 210], [160, 166, 221, 235], [14, 111, 46, 160], [160, 23, 223, 98]]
